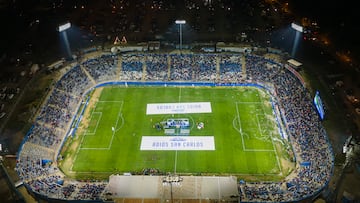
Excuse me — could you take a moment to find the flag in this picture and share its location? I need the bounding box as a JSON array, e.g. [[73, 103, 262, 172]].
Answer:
[[112, 127, 115, 131]]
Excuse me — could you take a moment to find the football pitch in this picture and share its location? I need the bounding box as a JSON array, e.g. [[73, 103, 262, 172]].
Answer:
[[63, 85, 288, 179]]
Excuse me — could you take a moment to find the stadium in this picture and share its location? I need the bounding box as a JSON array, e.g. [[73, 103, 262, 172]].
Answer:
[[15, 48, 334, 202]]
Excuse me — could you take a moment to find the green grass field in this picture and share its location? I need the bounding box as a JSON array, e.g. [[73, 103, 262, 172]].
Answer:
[[65, 86, 286, 178]]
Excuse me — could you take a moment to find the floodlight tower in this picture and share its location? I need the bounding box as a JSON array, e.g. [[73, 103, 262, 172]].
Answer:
[[175, 20, 186, 50], [291, 22, 303, 57], [58, 22, 72, 59]]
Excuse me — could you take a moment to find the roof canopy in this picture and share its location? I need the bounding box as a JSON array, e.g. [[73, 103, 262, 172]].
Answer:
[[287, 59, 302, 67]]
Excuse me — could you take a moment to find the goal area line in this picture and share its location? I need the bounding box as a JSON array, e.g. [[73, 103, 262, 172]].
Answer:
[[235, 101, 282, 172]]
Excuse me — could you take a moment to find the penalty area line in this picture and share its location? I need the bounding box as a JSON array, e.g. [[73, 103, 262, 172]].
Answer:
[[258, 94, 282, 174], [108, 101, 124, 149], [72, 101, 123, 171], [235, 102, 277, 154], [235, 102, 246, 151], [243, 149, 275, 152], [80, 147, 109, 150]]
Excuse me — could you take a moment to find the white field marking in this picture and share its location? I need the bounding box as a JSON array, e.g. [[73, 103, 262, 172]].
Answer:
[[258, 95, 282, 172], [71, 99, 103, 171], [236, 101, 263, 104], [68, 171, 114, 174], [230, 172, 281, 176], [79, 100, 124, 150], [188, 115, 196, 131], [235, 101, 276, 153], [255, 114, 263, 138], [232, 117, 238, 131], [270, 135, 282, 172], [82, 99, 100, 136], [233, 117, 251, 141], [245, 149, 275, 152], [84, 112, 102, 135], [70, 100, 123, 172], [97, 100, 125, 103], [235, 102, 245, 150], [108, 101, 124, 149], [254, 114, 273, 143], [80, 147, 109, 150], [242, 114, 274, 152], [114, 114, 125, 133], [71, 129, 86, 171], [174, 87, 181, 174]]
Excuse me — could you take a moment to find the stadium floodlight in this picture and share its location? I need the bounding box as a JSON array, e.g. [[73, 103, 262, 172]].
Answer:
[[175, 20, 186, 24], [175, 20, 186, 50], [57, 22, 72, 59], [290, 22, 303, 57], [291, 22, 303, 33], [58, 22, 71, 32]]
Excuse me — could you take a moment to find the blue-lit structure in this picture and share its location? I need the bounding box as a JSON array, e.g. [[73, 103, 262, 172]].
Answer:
[[314, 90, 325, 120]]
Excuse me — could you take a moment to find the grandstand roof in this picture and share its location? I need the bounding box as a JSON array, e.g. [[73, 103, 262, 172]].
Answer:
[[287, 59, 303, 67]]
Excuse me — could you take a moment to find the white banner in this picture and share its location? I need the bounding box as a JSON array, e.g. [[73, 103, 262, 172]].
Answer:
[[146, 102, 212, 115], [140, 136, 215, 150]]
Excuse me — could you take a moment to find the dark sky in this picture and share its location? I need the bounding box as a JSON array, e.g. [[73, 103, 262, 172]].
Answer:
[[290, 0, 360, 55], [290, 0, 358, 25], [1, 0, 359, 62]]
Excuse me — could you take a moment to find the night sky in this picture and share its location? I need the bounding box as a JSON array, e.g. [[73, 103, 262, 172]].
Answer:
[[0, 0, 359, 62], [290, 0, 360, 56]]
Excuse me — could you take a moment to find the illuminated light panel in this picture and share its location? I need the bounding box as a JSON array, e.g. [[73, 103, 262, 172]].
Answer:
[[291, 22, 303, 33], [58, 22, 71, 32], [175, 20, 186, 24]]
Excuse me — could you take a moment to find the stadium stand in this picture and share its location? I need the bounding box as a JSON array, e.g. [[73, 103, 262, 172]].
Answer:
[[16, 52, 333, 202]]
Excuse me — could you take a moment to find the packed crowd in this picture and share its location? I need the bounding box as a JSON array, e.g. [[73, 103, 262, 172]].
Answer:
[[145, 54, 168, 81], [219, 54, 243, 83], [54, 65, 93, 96], [82, 54, 118, 83], [239, 54, 333, 201], [120, 54, 144, 80], [15, 52, 333, 201], [192, 54, 217, 81], [119, 53, 242, 82]]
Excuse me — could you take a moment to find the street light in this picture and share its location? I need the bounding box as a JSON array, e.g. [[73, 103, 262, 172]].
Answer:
[[175, 20, 186, 50], [290, 22, 303, 57], [58, 22, 72, 59]]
